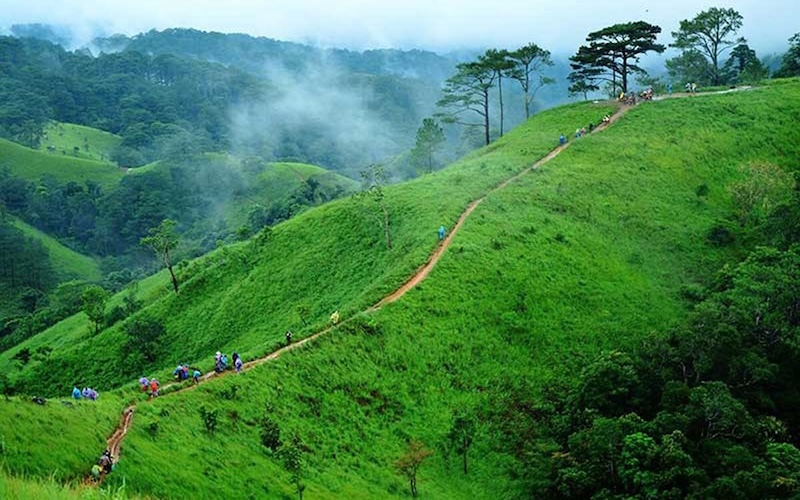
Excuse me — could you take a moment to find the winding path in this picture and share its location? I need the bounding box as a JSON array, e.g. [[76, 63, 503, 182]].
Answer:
[[97, 102, 634, 482]]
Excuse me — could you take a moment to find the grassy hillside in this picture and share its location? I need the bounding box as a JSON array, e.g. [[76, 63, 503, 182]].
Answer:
[[10, 217, 101, 283], [0, 138, 123, 190], [38, 122, 122, 164], [2, 82, 799, 497]]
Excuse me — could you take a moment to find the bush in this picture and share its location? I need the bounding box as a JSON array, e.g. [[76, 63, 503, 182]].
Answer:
[[198, 406, 219, 434]]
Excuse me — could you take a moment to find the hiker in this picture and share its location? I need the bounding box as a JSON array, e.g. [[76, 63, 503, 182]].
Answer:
[[330, 310, 340, 325], [602, 114, 611, 124], [139, 377, 149, 393], [691, 82, 697, 93], [588, 122, 595, 132], [193, 369, 201, 384], [149, 378, 159, 398], [234, 353, 243, 374], [285, 330, 293, 345], [98, 449, 113, 474], [575, 128, 581, 138], [91, 463, 102, 481], [559, 134, 566, 145], [85, 388, 97, 401], [438, 225, 446, 240], [580, 127, 587, 136], [182, 364, 189, 380], [72, 386, 82, 400], [685, 82, 691, 92], [668, 82, 672, 95]]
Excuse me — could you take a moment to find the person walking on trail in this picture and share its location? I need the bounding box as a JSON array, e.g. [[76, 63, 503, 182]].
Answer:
[[668, 82, 673, 95], [149, 378, 159, 398], [99, 449, 113, 474], [438, 225, 446, 240], [91, 463, 102, 481], [559, 134, 566, 145], [330, 310, 340, 325], [72, 386, 82, 399], [193, 369, 201, 384], [285, 330, 293, 346], [139, 377, 149, 393], [234, 354, 243, 374]]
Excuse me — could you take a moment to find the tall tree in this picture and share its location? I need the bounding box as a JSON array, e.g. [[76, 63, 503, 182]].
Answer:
[[725, 42, 767, 83], [507, 43, 554, 119], [410, 118, 446, 174], [671, 7, 744, 86], [140, 218, 180, 293], [436, 60, 496, 145], [394, 440, 433, 497], [775, 33, 800, 78], [480, 49, 515, 137], [569, 21, 666, 95]]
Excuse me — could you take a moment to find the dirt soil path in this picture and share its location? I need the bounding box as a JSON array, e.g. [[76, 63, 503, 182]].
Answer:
[[97, 102, 638, 483]]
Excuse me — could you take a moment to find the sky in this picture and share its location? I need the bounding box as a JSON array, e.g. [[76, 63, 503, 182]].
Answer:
[[2, 0, 798, 55]]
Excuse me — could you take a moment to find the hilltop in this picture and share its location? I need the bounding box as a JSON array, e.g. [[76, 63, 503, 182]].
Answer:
[[0, 82, 798, 497]]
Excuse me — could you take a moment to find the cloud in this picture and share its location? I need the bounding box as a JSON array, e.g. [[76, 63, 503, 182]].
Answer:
[[2, 0, 797, 54]]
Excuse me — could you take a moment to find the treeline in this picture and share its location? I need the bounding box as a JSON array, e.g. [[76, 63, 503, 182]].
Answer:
[[0, 36, 262, 162], [488, 167, 800, 498]]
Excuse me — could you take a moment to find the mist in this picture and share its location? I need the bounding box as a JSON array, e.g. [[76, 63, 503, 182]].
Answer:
[[229, 57, 434, 178]]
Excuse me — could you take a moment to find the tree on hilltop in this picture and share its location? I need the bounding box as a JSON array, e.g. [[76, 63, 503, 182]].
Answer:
[[569, 21, 665, 96], [354, 164, 392, 250], [480, 49, 515, 137], [507, 43, 554, 119], [436, 60, 496, 146], [670, 7, 744, 86]]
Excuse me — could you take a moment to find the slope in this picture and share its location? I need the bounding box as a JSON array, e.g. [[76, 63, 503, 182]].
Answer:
[[9, 216, 101, 283], [104, 84, 800, 498], [0, 138, 123, 190], [3, 83, 799, 497], [38, 122, 122, 164], [0, 101, 616, 393]]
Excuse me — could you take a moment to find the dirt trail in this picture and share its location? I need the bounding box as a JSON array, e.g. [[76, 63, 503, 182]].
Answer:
[[97, 102, 636, 483]]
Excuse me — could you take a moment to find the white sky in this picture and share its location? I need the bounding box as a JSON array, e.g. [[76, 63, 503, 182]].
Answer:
[[2, 0, 798, 55]]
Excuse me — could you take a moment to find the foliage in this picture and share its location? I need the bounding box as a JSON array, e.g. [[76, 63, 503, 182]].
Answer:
[[727, 161, 795, 225], [81, 285, 108, 335], [670, 7, 745, 86], [410, 118, 446, 174], [569, 21, 666, 95], [140, 219, 180, 293], [198, 405, 219, 434], [260, 412, 282, 452], [354, 164, 392, 250], [394, 440, 433, 497], [775, 33, 800, 78], [507, 43, 554, 119], [436, 60, 496, 145]]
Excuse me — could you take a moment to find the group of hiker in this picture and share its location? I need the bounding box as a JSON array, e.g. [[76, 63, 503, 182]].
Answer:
[[215, 351, 244, 373], [173, 363, 202, 383], [90, 449, 113, 481], [139, 376, 160, 397], [72, 386, 98, 401], [560, 115, 611, 145]]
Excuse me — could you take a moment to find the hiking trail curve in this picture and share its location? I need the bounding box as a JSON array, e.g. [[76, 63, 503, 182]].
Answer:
[[97, 102, 635, 483]]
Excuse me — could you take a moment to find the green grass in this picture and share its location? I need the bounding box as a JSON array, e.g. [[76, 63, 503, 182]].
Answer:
[[10, 217, 101, 283], [0, 393, 124, 482], [0, 138, 123, 190], [3, 83, 800, 497], [38, 122, 122, 164], [0, 468, 135, 499]]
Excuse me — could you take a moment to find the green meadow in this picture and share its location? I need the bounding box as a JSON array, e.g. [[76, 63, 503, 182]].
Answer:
[[38, 122, 123, 164], [1, 82, 799, 497]]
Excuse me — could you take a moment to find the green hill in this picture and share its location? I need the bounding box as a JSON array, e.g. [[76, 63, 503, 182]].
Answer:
[[38, 122, 122, 164], [0, 138, 123, 190], [9, 217, 101, 283], [1, 83, 799, 497]]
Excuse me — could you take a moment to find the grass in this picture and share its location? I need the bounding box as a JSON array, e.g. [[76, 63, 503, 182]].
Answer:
[[10, 217, 102, 283], [38, 122, 122, 164], [0, 393, 124, 482], [2, 81, 800, 497], [0, 138, 123, 190], [0, 469, 134, 499]]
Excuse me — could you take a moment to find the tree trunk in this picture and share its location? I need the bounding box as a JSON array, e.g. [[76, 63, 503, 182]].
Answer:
[[483, 90, 490, 145], [380, 202, 392, 250], [498, 75, 504, 137], [463, 448, 468, 475], [167, 265, 179, 293], [410, 475, 417, 497]]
